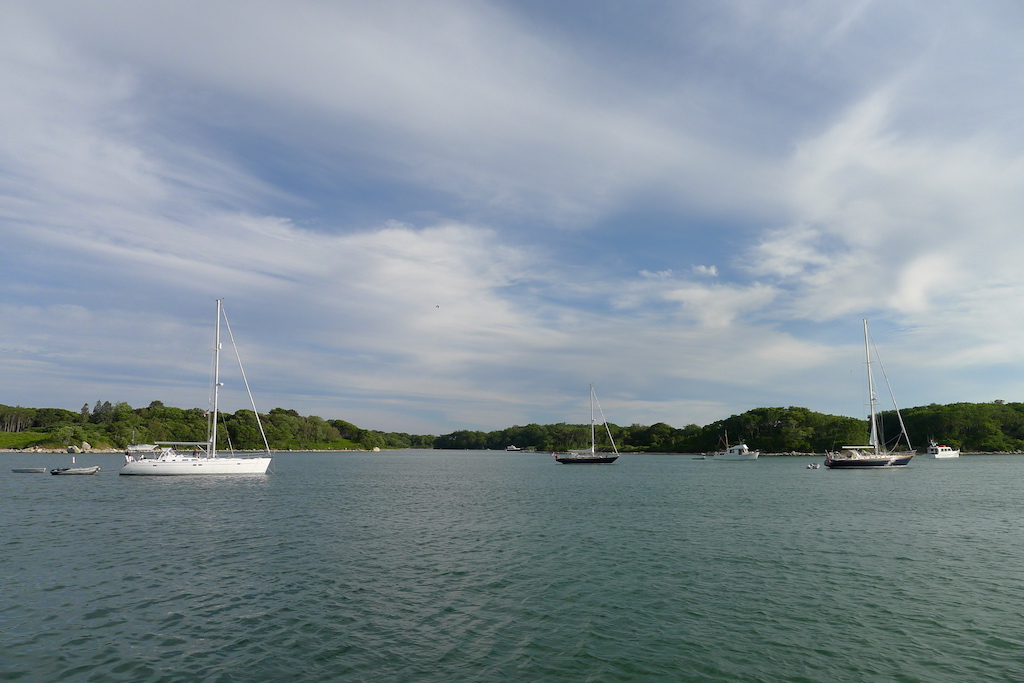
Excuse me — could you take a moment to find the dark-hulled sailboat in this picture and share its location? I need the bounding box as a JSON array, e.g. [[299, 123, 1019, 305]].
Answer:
[[554, 384, 620, 464], [824, 319, 914, 469]]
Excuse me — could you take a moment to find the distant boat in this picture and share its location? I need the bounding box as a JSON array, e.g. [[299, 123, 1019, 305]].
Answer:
[[505, 445, 522, 451], [925, 440, 960, 459], [714, 442, 759, 461], [554, 385, 620, 464], [120, 299, 273, 476], [710, 430, 759, 461], [11, 467, 48, 474], [824, 319, 914, 469]]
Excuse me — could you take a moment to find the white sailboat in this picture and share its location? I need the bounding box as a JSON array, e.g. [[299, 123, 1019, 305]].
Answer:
[[120, 299, 273, 476], [824, 319, 914, 469], [554, 384, 620, 464]]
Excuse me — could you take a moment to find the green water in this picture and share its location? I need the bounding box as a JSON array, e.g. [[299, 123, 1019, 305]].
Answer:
[[2, 451, 1023, 681]]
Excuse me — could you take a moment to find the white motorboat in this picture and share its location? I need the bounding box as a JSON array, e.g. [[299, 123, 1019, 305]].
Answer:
[[925, 440, 960, 458], [120, 299, 273, 476], [714, 442, 759, 461]]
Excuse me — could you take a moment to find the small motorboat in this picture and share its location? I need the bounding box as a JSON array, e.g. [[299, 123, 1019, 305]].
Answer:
[[50, 466, 101, 475], [11, 467, 48, 473], [49, 455, 99, 475]]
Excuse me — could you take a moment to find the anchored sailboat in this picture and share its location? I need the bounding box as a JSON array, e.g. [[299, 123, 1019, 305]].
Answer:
[[824, 319, 914, 469], [554, 385, 620, 464], [120, 299, 273, 475]]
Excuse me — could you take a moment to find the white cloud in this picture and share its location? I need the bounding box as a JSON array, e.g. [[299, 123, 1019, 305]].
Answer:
[[11, 0, 787, 229], [747, 225, 832, 280], [6, 1, 1024, 433], [661, 282, 777, 328]]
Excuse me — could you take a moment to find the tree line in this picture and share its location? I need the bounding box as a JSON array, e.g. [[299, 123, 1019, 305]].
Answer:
[[2, 400, 1023, 453], [433, 402, 1024, 452], [0, 400, 433, 451], [436, 405, 869, 452]]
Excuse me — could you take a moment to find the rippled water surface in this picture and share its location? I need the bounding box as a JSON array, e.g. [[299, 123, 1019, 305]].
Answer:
[[3, 451, 1024, 681]]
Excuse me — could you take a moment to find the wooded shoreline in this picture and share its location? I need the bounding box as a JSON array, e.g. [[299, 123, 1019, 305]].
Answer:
[[4, 400, 1024, 453]]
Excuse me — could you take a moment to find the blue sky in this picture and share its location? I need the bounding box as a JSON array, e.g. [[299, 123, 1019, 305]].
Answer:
[[4, 1, 1024, 434]]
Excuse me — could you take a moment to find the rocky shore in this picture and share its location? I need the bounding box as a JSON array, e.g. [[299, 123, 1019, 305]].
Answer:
[[0, 442, 122, 454]]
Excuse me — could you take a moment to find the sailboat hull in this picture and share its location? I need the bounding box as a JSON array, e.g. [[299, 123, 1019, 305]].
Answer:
[[555, 455, 619, 464], [824, 453, 914, 469], [120, 457, 271, 475]]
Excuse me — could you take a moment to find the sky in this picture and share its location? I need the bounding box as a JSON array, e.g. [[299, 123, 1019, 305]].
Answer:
[[4, 0, 1024, 435]]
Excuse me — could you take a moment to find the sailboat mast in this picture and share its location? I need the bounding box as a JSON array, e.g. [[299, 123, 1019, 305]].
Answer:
[[590, 384, 596, 454], [863, 318, 879, 455], [212, 299, 223, 457]]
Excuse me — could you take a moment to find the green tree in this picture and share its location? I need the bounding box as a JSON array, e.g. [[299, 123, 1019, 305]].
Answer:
[[0, 405, 35, 433], [51, 424, 85, 446]]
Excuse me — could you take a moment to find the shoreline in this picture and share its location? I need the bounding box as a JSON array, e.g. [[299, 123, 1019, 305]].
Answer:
[[3, 448, 1021, 455]]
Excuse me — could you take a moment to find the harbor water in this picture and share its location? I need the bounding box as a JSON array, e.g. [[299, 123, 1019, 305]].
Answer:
[[3, 450, 1024, 681]]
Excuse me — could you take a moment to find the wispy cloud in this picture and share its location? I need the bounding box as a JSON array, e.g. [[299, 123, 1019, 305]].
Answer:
[[4, 1, 1024, 432]]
